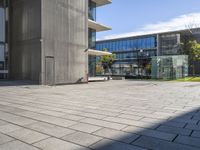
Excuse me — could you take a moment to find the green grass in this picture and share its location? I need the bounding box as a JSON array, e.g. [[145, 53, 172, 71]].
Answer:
[[176, 77, 200, 82]]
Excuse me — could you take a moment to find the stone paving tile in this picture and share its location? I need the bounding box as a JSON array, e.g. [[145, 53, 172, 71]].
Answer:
[[0, 120, 8, 126], [191, 130, 200, 138], [170, 118, 199, 124], [0, 111, 37, 126], [75, 112, 106, 119], [185, 124, 200, 131], [0, 124, 22, 134], [117, 114, 143, 121], [15, 111, 41, 118], [29, 114, 77, 128], [162, 121, 186, 128], [90, 139, 147, 150], [103, 117, 159, 129], [140, 117, 166, 124], [8, 103, 44, 112], [0, 140, 40, 150], [154, 141, 200, 150], [156, 125, 192, 136], [0, 105, 26, 114], [62, 132, 102, 147], [123, 125, 176, 141], [26, 122, 76, 138], [34, 137, 90, 150], [132, 135, 166, 150], [7, 128, 49, 144], [93, 128, 139, 143], [39, 110, 66, 117], [69, 123, 102, 133], [174, 135, 200, 148], [0, 133, 14, 145], [60, 114, 86, 121], [122, 111, 171, 120], [80, 118, 127, 130]]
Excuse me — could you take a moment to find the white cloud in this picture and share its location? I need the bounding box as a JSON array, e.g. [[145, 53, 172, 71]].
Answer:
[[102, 12, 200, 40]]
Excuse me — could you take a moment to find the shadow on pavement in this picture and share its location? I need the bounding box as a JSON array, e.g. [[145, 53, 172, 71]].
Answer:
[[90, 108, 200, 150], [0, 80, 38, 87]]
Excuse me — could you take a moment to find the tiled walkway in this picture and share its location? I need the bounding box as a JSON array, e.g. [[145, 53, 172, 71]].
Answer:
[[0, 80, 200, 150]]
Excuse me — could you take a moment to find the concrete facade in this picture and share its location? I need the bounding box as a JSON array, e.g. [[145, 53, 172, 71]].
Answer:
[[41, 0, 88, 85], [9, 0, 88, 85]]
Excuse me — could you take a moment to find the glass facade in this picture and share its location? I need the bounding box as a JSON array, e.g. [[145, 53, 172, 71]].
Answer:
[[88, 0, 96, 21], [0, 0, 8, 79], [159, 34, 182, 56], [96, 36, 157, 76], [151, 55, 188, 79], [88, 0, 97, 77], [96, 36, 157, 52], [88, 28, 96, 49]]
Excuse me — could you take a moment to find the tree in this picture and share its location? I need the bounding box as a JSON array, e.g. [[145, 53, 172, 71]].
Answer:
[[97, 48, 115, 74], [184, 40, 200, 75], [188, 40, 200, 61]]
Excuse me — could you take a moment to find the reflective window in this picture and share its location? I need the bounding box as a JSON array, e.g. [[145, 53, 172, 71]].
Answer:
[[0, 3, 5, 42], [88, 0, 96, 21], [88, 28, 96, 49], [96, 36, 157, 52]]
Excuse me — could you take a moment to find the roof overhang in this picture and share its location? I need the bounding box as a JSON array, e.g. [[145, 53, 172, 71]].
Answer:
[[88, 19, 111, 32], [88, 49, 112, 56], [91, 0, 112, 7]]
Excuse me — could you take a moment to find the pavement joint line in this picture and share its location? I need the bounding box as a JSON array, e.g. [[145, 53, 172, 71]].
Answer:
[[1, 100, 121, 120], [0, 134, 43, 150], [0, 118, 98, 150], [171, 134, 179, 142]]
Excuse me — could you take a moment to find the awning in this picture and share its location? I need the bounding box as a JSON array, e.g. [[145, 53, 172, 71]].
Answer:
[[91, 0, 112, 7], [88, 19, 111, 32], [88, 49, 112, 56]]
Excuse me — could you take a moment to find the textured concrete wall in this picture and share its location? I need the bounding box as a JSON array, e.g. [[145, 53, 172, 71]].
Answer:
[[41, 0, 88, 85], [10, 0, 41, 82]]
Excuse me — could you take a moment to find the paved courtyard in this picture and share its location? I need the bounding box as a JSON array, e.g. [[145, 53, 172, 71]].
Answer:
[[0, 80, 200, 150]]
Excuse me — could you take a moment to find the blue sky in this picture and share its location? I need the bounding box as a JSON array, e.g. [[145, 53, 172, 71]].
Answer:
[[97, 0, 200, 40]]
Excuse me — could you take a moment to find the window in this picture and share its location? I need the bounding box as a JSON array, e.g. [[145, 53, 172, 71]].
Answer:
[[88, 0, 96, 21], [0, 4, 5, 42]]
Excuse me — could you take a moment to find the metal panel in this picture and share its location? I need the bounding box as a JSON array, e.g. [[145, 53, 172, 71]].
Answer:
[[45, 57, 54, 85], [0, 45, 4, 61], [41, 0, 88, 84], [10, 0, 41, 82]]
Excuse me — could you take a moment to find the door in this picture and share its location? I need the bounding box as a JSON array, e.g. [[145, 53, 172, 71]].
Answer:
[[45, 56, 55, 85]]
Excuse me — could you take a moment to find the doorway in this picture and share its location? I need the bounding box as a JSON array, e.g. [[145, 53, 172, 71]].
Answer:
[[45, 56, 55, 85]]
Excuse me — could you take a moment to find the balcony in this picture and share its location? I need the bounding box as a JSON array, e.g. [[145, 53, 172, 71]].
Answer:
[[91, 0, 112, 7], [88, 49, 112, 56], [88, 19, 111, 32]]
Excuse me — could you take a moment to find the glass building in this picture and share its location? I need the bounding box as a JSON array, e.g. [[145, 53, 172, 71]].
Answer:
[[96, 29, 200, 78], [96, 35, 158, 76]]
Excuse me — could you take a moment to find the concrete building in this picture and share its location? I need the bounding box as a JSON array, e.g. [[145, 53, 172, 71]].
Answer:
[[0, 0, 111, 85], [96, 28, 200, 79]]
